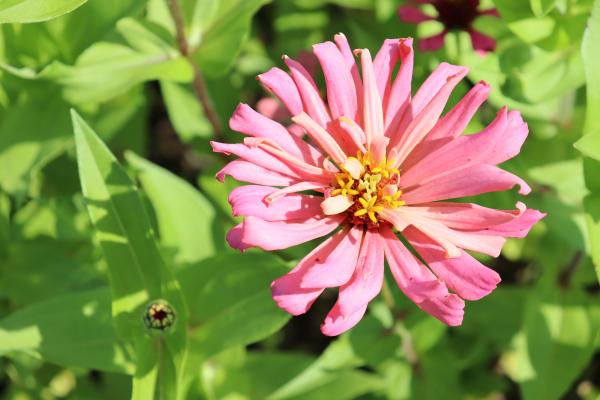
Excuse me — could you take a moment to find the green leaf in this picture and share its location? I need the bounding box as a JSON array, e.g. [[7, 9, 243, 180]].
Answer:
[[0, 96, 71, 197], [178, 253, 290, 359], [583, 194, 600, 282], [160, 81, 212, 142], [148, 0, 271, 77], [126, 151, 218, 264], [42, 41, 193, 104], [72, 111, 189, 396], [575, 0, 600, 161], [501, 290, 600, 400], [0, 288, 134, 374], [0, 0, 87, 24], [530, 0, 558, 16]]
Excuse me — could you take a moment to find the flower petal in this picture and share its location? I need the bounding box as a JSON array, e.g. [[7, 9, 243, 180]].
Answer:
[[381, 226, 464, 326], [404, 227, 501, 301], [402, 164, 531, 204], [230, 103, 323, 165], [321, 195, 353, 215], [216, 160, 297, 186], [313, 41, 358, 120], [292, 112, 348, 164], [229, 185, 322, 221], [321, 303, 368, 336], [284, 55, 331, 127], [398, 6, 433, 23], [239, 215, 344, 251], [384, 38, 414, 134], [389, 67, 468, 167], [257, 67, 303, 116], [419, 31, 447, 52], [358, 48, 385, 153], [337, 230, 385, 315], [469, 29, 496, 53], [300, 226, 364, 288]]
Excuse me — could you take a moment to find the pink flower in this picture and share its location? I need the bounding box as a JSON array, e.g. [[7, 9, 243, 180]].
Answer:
[[212, 34, 544, 336], [399, 0, 499, 52]]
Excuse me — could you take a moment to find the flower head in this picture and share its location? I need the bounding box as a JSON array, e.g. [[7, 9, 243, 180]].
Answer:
[[212, 34, 544, 336], [399, 0, 499, 52]]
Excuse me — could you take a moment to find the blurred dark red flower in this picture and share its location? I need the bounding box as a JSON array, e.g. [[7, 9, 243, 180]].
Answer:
[[398, 0, 499, 53]]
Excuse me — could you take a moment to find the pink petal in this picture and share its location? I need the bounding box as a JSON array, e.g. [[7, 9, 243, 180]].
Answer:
[[211, 141, 307, 179], [230, 103, 323, 165], [284, 55, 331, 128], [419, 31, 447, 52], [321, 303, 368, 336], [384, 38, 414, 135], [256, 98, 290, 122], [226, 223, 251, 251], [242, 137, 330, 182], [373, 38, 401, 106], [418, 294, 465, 326], [378, 208, 410, 231], [300, 226, 364, 288], [396, 207, 506, 257], [216, 160, 297, 186], [334, 33, 363, 118], [313, 41, 358, 120], [404, 226, 501, 301], [336, 117, 367, 153], [292, 112, 348, 164], [406, 202, 525, 230], [479, 8, 500, 17], [239, 215, 344, 251], [401, 81, 491, 170], [389, 67, 468, 167], [478, 207, 546, 238], [469, 29, 496, 53], [321, 195, 353, 215], [412, 62, 465, 117], [265, 181, 327, 203], [402, 164, 531, 204], [271, 227, 362, 315], [381, 226, 464, 326], [337, 230, 385, 315], [402, 108, 528, 187], [257, 67, 303, 116], [398, 6, 433, 23], [228, 185, 322, 221], [358, 48, 385, 154], [425, 81, 491, 142]]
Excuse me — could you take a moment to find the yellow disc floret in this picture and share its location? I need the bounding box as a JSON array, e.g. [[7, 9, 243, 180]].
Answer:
[[331, 151, 405, 226]]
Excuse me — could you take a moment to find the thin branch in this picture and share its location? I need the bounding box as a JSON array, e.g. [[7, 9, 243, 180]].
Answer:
[[167, 0, 224, 140]]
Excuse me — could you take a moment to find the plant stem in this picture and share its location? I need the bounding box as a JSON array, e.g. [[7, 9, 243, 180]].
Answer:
[[167, 0, 223, 140]]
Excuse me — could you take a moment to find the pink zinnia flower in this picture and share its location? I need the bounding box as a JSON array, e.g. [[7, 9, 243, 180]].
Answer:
[[398, 0, 499, 52], [212, 34, 544, 336]]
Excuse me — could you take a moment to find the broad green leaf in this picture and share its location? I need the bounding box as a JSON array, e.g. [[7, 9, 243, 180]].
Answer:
[[0, 288, 134, 373], [72, 111, 189, 396], [530, 0, 558, 16], [501, 290, 600, 400], [575, 0, 600, 161], [160, 81, 212, 142], [0, 0, 87, 24], [216, 352, 383, 400], [42, 41, 193, 104], [577, 0, 600, 283], [0, 95, 71, 197], [178, 253, 290, 359], [583, 194, 600, 282], [148, 0, 271, 77], [126, 152, 217, 264]]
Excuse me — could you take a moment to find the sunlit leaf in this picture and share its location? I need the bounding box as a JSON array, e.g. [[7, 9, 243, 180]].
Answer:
[[0, 0, 87, 24]]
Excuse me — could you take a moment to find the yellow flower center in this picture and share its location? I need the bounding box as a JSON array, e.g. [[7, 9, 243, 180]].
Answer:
[[331, 152, 405, 226]]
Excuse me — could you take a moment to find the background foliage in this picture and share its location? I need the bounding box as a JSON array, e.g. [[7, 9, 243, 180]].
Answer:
[[0, 0, 599, 399]]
